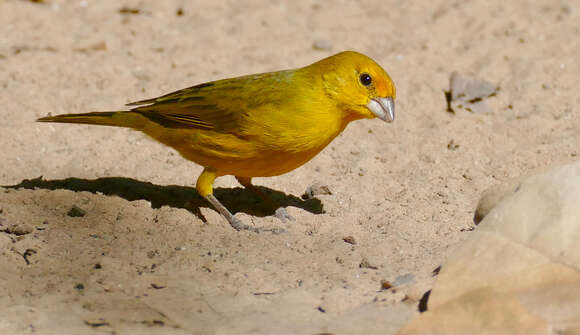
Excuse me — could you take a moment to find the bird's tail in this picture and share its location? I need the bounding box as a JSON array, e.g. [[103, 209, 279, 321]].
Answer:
[[37, 111, 145, 129]]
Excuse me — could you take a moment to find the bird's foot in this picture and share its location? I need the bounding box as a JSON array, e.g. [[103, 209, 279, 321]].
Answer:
[[230, 214, 286, 234], [205, 194, 260, 232], [203, 194, 288, 233], [228, 215, 262, 232]]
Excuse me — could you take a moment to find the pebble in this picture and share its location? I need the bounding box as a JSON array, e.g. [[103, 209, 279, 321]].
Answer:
[[312, 39, 332, 51], [302, 182, 332, 199], [67, 205, 86, 217]]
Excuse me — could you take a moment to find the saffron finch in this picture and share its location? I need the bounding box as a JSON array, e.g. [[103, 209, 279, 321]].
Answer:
[[38, 51, 396, 230]]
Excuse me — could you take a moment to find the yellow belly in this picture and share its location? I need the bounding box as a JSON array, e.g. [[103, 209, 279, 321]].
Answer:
[[186, 146, 329, 177], [142, 119, 344, 178]]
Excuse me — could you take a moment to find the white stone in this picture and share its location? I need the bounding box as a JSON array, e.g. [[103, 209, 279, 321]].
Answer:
[[400, 161, 580, 334]]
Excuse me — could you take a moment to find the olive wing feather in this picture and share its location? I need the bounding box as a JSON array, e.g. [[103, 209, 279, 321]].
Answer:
[[127, 71, 292, 133]]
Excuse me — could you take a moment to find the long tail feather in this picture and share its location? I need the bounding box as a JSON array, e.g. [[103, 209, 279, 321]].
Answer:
[[37, 112, 130, 128]]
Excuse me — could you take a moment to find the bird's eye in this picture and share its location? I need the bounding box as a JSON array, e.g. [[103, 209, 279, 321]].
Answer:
[[359, 73, 372, 86]]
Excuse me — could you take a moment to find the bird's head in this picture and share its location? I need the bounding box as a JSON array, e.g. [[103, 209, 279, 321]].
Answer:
[[312, 51, 396, 123]]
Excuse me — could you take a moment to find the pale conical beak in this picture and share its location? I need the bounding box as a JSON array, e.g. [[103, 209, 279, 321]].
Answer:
[[367, 97, 395, 122]]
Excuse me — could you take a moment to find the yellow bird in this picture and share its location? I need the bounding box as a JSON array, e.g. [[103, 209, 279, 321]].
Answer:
[[38, 51, 396, 230]]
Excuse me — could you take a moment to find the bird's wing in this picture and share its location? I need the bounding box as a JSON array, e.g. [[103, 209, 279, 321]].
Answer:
[[128, 71, 293, 133]]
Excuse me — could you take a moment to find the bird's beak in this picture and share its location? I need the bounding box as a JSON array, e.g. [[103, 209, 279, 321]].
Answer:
[[367, 97, 395, 122]]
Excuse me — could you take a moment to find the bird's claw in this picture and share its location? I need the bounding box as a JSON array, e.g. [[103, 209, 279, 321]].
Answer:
[[229, 215, 286, 234], [228, 215, 261, 232]]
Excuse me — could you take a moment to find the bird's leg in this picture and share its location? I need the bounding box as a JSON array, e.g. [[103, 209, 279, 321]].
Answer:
[[203, 194, 243, 229], [235, 176, 293, 222], [196, 169, 257, 231]]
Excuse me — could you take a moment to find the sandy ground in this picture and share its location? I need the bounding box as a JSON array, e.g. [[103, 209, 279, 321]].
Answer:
[[1, 0, 579, 334]]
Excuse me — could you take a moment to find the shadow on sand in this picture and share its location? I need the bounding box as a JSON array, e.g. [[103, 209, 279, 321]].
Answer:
[[5, 176, 324, 222]]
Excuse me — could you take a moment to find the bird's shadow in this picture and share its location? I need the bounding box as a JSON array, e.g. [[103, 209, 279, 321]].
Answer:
[[5, 176, 324, 221]]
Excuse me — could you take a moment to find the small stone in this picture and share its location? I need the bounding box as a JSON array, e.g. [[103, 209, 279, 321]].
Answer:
[[67, 206, 86, 217], [381, 280, 393, 290], [118, 6, 141, 14], [73, 41, 107, 53], [302, 182, 332, 199], [359, 257, 378, 270], [343, 236, 357, 245], [447, 72, 497, 114], [450, 72, 496, 102], [312, 39, 332, 51], [2, 223, 33, 235], [147, 250, 160, 258], [447, 139, 459, 150]]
